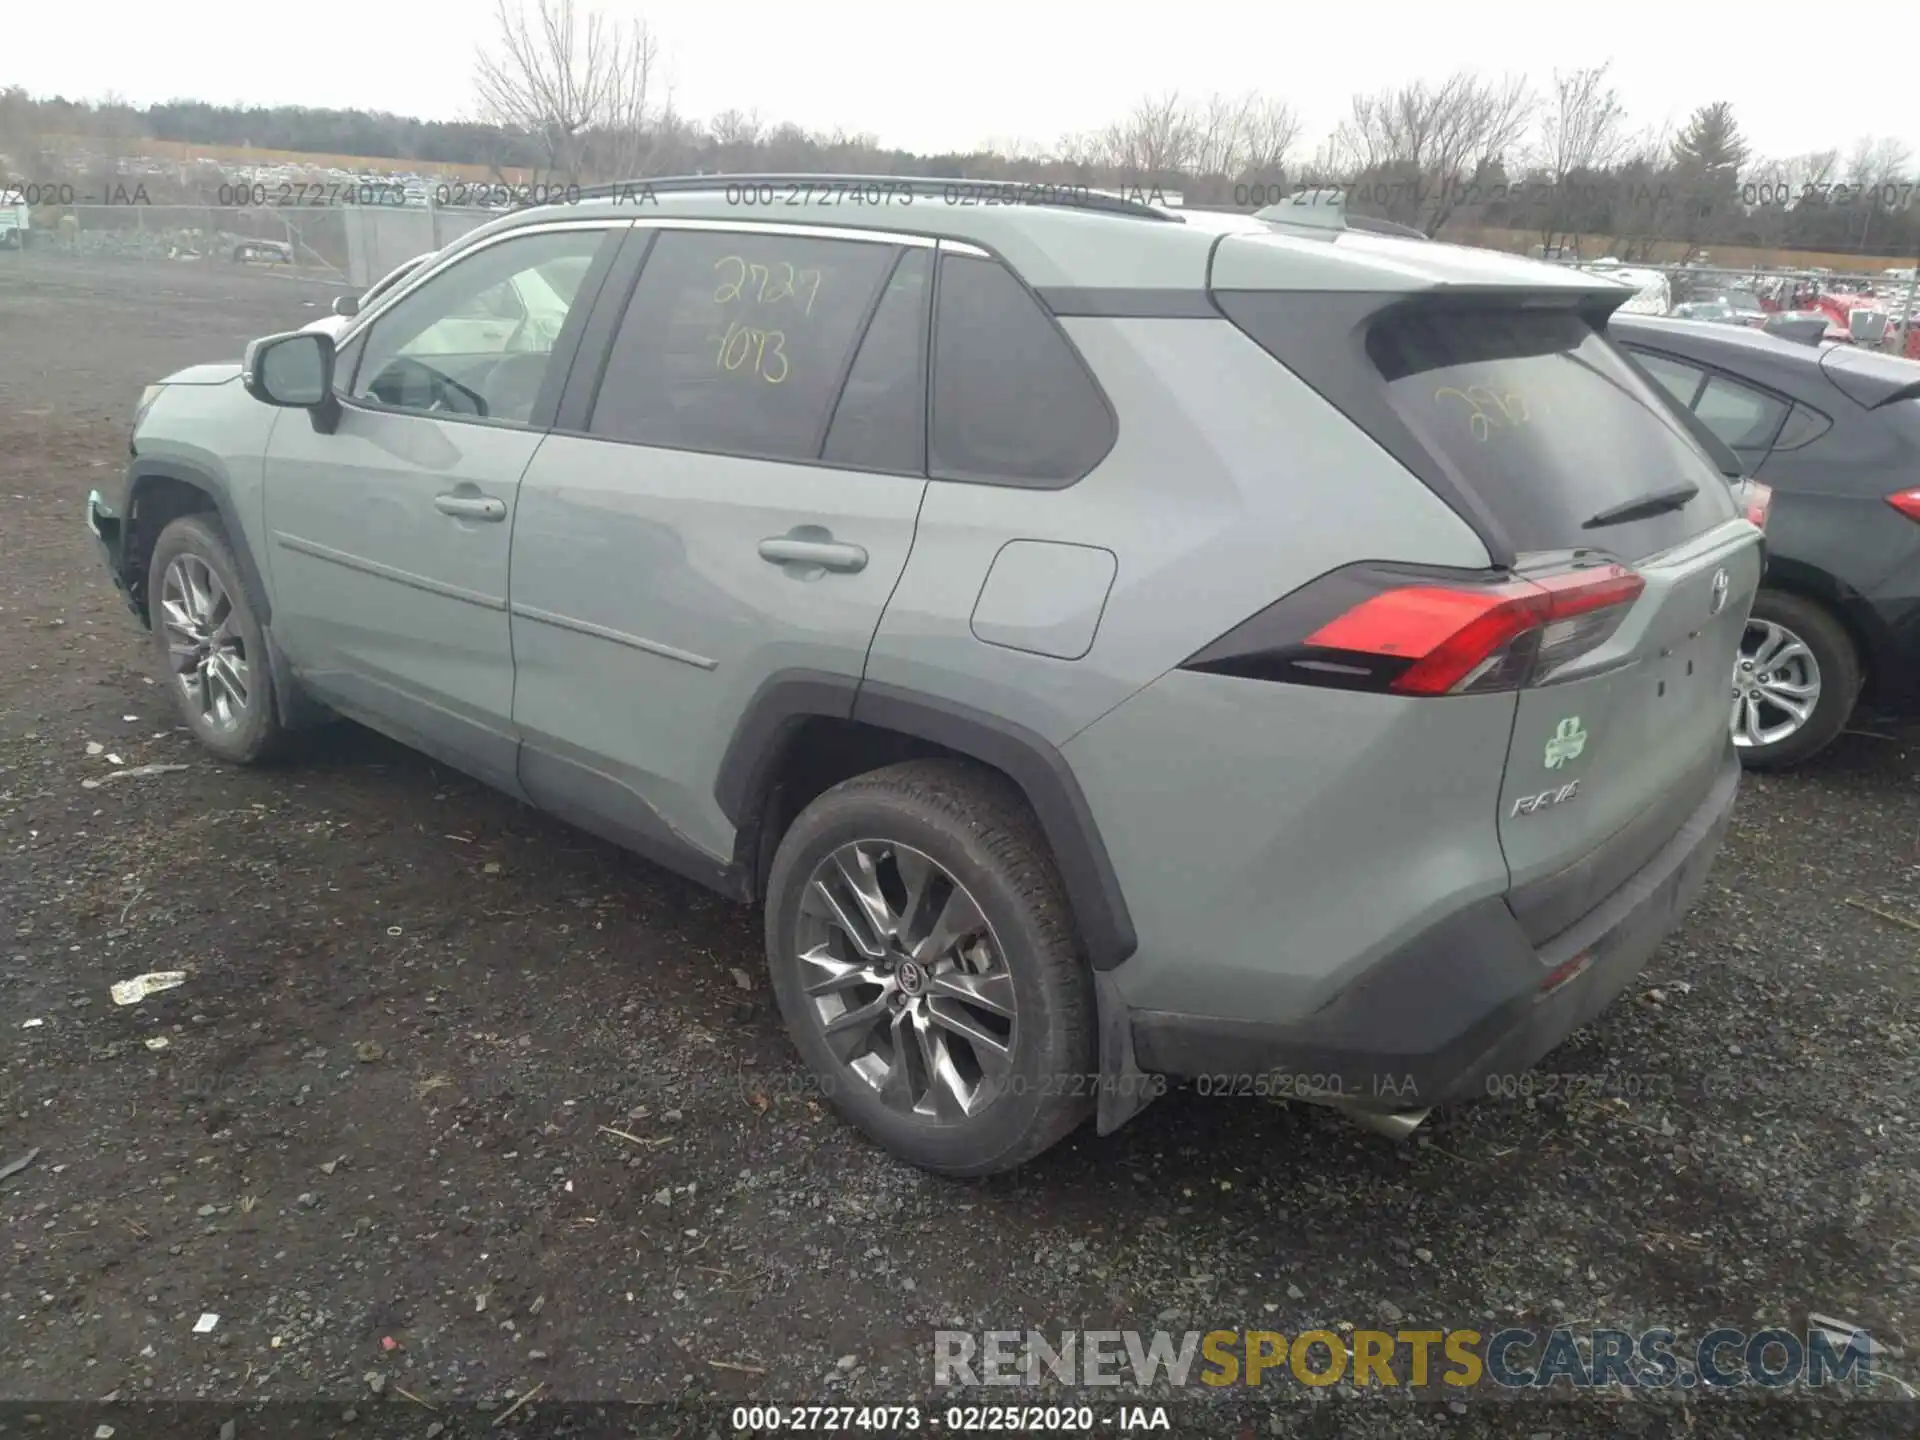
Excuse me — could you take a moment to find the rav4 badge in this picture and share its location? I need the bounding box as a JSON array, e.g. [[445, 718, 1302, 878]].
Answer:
[[1544, 716, 1588, 769], [1513, 779, 1581, 817]]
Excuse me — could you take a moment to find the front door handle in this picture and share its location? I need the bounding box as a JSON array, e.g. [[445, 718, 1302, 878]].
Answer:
[[435, 492, 506, 522], [758, 537, 868, 573]]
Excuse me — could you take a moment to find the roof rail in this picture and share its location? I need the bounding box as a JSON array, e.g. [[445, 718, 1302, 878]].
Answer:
[[568, 173, 1183, 221], [1253, 187, 1431, 241]]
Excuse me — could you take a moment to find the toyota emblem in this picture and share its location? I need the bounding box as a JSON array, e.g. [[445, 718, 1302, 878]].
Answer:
[[1709, 568, 1730, 616]]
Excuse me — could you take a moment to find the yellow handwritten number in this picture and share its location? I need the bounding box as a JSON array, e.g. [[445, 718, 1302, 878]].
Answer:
[[711, 319, 789, 384], [1434, 384, 1531, 441], [711, 255, 821, 315], [761, 330, 788, 383]]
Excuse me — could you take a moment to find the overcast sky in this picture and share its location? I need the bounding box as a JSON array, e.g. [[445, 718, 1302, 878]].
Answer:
[[10, 0, 1920, 165]]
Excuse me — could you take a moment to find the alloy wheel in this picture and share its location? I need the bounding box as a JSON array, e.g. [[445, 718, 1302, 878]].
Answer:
[[795, 840, 1017, 1121], [1730, 618, 1822, 749], [158, 554, 251, 732]]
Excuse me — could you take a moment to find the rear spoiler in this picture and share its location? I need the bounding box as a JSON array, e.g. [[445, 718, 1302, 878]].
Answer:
[[1819, 344, 1920, 409]]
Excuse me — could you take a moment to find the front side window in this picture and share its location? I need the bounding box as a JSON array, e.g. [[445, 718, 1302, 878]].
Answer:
[[589, 229, 900, 462], [351, 229, 608, 426]]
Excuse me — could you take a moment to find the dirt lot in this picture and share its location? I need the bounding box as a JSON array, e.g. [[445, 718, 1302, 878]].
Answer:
[[1, 250, 1917, 1437]]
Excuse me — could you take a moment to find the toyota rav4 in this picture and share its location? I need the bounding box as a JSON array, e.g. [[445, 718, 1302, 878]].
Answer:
[[87, 177, 1761, 1174]]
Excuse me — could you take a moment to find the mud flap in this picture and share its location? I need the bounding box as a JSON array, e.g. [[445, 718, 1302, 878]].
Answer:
[[1094, 970, 1159, 1136], [262, 625, 333, 732]]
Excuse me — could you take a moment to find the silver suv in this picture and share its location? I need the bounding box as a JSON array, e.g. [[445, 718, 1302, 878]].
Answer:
[[87, 177, 1760, 1174]]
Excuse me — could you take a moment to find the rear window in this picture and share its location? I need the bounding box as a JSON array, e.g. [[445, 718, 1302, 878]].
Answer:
[[1369, 308, 1738, 558]]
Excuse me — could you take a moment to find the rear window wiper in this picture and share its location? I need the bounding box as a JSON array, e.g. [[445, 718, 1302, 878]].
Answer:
[[1583, 482, 1699, 529]]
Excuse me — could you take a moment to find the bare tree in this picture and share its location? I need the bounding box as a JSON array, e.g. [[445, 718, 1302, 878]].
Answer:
[[1845, 135, 1914, 251], [473, 0, 661, 184], [1744, 148, 1840, 248], [1599, 124, 1672, 262], [980, 134, 1051, 164], [1333, 71, 1532, 233], [1237, 96, 1302, 178], [1188, 92, 1300, 178], [1103, 91, 1198, 179], [709, 109, 763, 151], [1533, 64, 1628, 251], [1076, 90, 1298, 198]]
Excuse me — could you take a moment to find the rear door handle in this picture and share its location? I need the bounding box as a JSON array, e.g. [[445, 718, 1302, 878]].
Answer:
[[758, 537, 868, 573], [435, 492, 507, 522]]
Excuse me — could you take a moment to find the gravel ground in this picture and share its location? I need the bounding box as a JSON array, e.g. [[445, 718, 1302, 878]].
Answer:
[[0, 249, 1916, 1438]]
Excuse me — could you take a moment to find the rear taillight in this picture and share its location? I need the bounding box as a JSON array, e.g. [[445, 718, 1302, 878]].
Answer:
[[1889, 487, 1920, 523], [1736, 479, 1773, 530], [1182, 561, 1646, 697]]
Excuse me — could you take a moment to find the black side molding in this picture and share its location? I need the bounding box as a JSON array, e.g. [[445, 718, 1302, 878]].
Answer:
[[1035, 287, 1219, 319], [714, 671, 1139, 971]]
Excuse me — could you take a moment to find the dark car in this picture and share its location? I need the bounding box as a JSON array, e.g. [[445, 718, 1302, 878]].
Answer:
[[1608, 314, 1920, 766]]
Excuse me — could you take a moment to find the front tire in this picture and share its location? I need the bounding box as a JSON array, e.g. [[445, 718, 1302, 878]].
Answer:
[[1731, 589, 1860, 770], [147, 514, 289, 765], [763, 760, 1095, 1176]]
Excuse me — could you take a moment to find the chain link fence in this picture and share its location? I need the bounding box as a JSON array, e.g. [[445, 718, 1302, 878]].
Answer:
[[19, 203, 501, 287]]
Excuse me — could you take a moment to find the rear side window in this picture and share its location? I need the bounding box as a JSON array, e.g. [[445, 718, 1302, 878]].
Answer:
[[590, 229, 898, 462], [1774, 402, 1832, 450], [1694, 375, 1789, 450], [1369, 308, 1737, 558], [930, 254, 1113, 487], [1629, 351, 1705, 406]]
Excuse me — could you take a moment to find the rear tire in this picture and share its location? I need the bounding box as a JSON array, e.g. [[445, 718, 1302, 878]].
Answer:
[[146, 514, 290, 766], [1732, 589, 1860, 770], [763, 759, 1094, 1176]]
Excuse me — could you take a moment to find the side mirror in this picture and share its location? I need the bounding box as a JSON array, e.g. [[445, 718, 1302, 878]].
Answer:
[[332, 294, 361, 318], [242, 331, 340, 433]]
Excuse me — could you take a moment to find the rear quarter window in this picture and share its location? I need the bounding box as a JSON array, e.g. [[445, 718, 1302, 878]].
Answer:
[[1369, 307, 1738, 559], [1693, 375, 1789, 450], [929, 254, 1114, 488]]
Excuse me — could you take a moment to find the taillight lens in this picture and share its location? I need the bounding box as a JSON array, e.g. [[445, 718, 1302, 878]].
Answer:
[[1889, 487, 1920, 523], [1182, 561, 1646, 697], [1736, 479, 1773, 530]]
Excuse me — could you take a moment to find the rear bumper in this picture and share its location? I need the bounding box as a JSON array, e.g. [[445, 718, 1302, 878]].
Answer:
[[1856, 575, 1920, 712], [1129, 745, 1740, 1112]]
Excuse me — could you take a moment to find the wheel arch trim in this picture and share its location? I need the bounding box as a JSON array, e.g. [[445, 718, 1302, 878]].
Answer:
[[714, 670, 1139, 970], [1750, 568, 1880, 696], [124, 457, 272, 625]]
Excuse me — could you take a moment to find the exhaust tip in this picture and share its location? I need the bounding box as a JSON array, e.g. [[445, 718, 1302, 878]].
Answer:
[[1345, 1107, 1432, 1141]]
